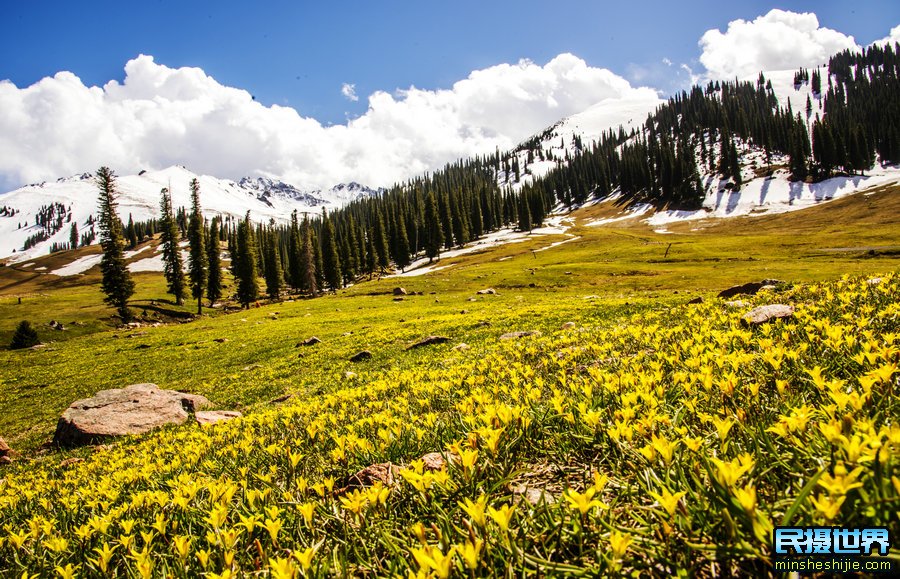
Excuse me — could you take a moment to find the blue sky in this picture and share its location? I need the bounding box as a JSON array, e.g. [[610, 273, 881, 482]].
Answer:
[[0, 2, 898, 190], [3, 1, 898, 124]]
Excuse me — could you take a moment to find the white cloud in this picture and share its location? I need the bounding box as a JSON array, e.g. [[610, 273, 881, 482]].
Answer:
[[872, 24, 900, 46], [0, 53, 657, 191], [698, 9, 858, 80], [341, 83, 358, 102]]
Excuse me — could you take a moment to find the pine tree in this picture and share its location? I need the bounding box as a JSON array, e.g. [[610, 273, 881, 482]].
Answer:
[[263, 227, 283, 299], [423, 191, 443, 262], [9, 320, 40, 349], [320, 210, 343, 291], [234, 212, 259, 308], [159, 188, 186, 305], [373, 209, 390, 272], [96, 167, 135, 321], [69, 222, 78, 251], [206, 217, 223, 307], [187, 178, 207, 314], [299, 216, 317, 296], [288, 210, 302, 290], [125, 214, 137, 248]]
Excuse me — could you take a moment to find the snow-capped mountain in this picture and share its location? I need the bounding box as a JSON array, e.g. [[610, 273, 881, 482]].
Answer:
[[0, 165, 381, 262]]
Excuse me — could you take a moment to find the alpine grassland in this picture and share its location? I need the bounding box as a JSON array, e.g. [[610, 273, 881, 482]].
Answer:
[[0, 187, 899, 576]]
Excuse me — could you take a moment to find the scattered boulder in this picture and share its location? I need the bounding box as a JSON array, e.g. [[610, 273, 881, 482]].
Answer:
[[511, 484, 556, 506], [725, 300, 747, 308], [500, 330, 542, 340], [58, 458, 84, 468], [350, 350, 372, 362], [344, 371, 358, 380], [407, 336, 450, 350], [53, 383, 211, 447], [452, 343, 470, 352], [718, 279, 785, 299], [196, 410, 242, 426], [688, 297, 704, 305], [717, 282, 764, 299], [300, 336, 321, 347], [421, 452, 458, 471], [561, 322, 576, 330], [741, 304, 794, 326], [393, 287, 408, 296], [0, 437, 11, 465], [393, 297, 404, 302], [867, 277, 883, 285], [213, 338, 229, 343], [476, 288, 498, 295], [269, 393, 293, 404], [48, 320, 66, 331], [339, 462, 401, 494]]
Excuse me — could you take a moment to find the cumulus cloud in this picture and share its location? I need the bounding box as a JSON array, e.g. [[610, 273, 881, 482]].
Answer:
[[872, 24, 900, 46], [699, 9, 859, 80], [0, 53, 657, 191], [341, 83, 358, 102]]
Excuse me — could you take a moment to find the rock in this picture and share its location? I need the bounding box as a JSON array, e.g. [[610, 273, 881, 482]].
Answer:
[[476, 288, 497, 295], [243, 364, 260, 371], [407, 336, 450, 350], [349, 350, 372, 362], [53, 383, 210, 447], [741, 304, 795, 326], [0, 437, 9, 454], [561, 322, 576, 330], [725, 300, 747, 308], [344, 371, 358, 379], [48, 320, 66, 331], [213, 338, 229, 343], [511, 485, 556, 506], [196, 410, 242, 426], [717, 282, 764, 299], [867, 277, 883, 285], [300, 336, 321, 347], [0, 456, 11, 466], [467, 297, 477, 302], [421, 452, 458, 471], [453, 343, 470, 351], [393, 297, 404, 302], [269, 393, 293, 404], [58, 458, 84, 468], [340, 462, 401, 493], [500, 330, 541, 340], [688, 296, 703, 304], [393, 287, 407, 296]]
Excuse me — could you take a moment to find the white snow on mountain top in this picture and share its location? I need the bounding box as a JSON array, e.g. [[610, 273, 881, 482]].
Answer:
[[0, 166, 380, 263]]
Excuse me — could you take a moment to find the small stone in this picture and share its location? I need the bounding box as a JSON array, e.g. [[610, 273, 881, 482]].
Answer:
[[300, 336, 321, 346], [344, 371, 358, 379], [725, 300, 747, 308], [341, 462, 401, 492], [867, 277, 883, 285], [214, 338, 229, 343], [350, 350, 372, 362], [58, 458, 84, 468], [269, 394, 293, 404], [688, 297, 703, 304], [420, 452, 459, 471], [718, 282, 764, 299], [0, 437, 9, 454], [393, 287, 408, 296], [561, 322, 576, 330], [393, 297, 404, 301], [452, 343, 470, 351], [476, 288, 497, 295], [407, 336, 451, 350], [741, 304, 794, 326], [0, 456, 11, 466], [467, 297, 477, 302], [500, 330, 541, 340], [196, 410, 242, 426]]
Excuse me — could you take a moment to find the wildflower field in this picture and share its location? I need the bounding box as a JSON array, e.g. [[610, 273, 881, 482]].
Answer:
[[1, 271, 898, 577]]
